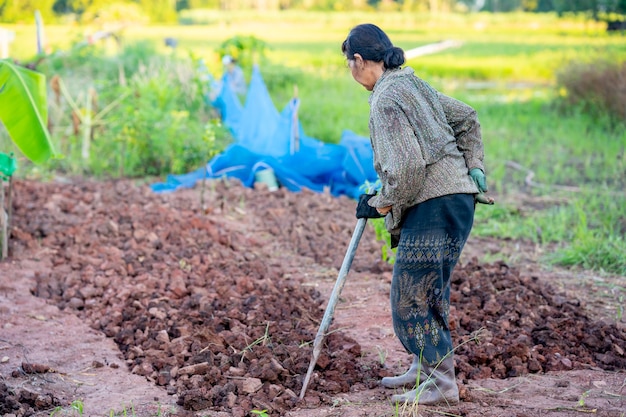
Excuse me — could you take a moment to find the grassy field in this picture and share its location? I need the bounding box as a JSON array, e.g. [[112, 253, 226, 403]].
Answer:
[[3, 11, 626, 275]]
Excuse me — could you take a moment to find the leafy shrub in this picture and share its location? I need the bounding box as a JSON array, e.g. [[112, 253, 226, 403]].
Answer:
[[556, 59, 626, 125], [39, 41, 231, 178], [217, 35, 269, 75]]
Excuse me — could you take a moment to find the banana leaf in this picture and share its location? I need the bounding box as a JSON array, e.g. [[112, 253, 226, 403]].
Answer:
[[0, 59, 55, 164]]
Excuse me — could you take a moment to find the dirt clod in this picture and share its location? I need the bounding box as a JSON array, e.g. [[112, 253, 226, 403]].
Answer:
[[1, 178, 625, 416]]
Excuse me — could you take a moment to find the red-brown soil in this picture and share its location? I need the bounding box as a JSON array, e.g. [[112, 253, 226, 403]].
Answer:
[[1, 178, 625, 417]]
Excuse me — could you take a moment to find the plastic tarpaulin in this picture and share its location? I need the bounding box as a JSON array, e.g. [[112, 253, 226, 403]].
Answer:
[[151, 66, 378, 199]]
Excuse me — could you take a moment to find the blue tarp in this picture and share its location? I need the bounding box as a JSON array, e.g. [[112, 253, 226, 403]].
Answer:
[[151, 66, 378, 199]]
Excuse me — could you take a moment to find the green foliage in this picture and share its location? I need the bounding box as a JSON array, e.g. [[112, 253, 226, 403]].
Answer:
[[370, 218, 396, 264], [217, 35, 269, 73], [544, 200, 626, 275], [0, 60, 56, 164], [30, 40, 231, 178], [81, 2, 149, 24], [138, 0, 177, 23], [71, 399, 84, 416], [468, 92, 626, 274], [549, 234, 626, 275], [0, 0, 56, 22]]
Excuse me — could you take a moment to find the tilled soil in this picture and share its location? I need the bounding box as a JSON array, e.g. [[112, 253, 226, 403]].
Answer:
[[1, 178, 625, 417]]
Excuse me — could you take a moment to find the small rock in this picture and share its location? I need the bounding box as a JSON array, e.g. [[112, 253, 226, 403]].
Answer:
[[155, 329, 170, 343], [560, 357, 573, 368], [241, 377, 263, 394], [179, 362, 210, 376], [67, 297, 84, 309], [148, 307, 167, 320]]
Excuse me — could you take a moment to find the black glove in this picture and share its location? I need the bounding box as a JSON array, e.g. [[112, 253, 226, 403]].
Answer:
[[356, 193, 384, 219]]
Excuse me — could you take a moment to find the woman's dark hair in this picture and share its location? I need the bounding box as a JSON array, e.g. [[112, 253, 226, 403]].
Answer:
[[341, 23, 405, 70]]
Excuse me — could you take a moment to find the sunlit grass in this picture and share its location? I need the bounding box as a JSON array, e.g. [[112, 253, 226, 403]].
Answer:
[[3, 11, 625, 274]]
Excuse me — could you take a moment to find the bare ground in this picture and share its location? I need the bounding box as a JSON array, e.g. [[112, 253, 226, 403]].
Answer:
[[1, 178, 625, 417]]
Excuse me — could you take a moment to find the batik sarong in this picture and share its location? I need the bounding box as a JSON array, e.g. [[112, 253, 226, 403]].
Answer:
[[390, 193, 474, 365]]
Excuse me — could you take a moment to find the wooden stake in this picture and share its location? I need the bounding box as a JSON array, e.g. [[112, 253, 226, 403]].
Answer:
[[0, 179, 6, 260]]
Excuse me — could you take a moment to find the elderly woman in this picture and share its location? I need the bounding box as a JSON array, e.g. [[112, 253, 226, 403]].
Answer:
[[344, 23, 490, 406]]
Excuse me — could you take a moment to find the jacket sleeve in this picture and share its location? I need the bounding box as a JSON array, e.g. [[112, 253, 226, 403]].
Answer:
[[438, 93, 485, 172], [368, 96, 426, 209]]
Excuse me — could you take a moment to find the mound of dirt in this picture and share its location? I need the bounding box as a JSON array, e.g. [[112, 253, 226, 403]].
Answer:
[[2, 178, 625, 416]]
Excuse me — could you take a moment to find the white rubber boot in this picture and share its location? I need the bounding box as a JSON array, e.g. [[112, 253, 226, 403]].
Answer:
[[381, 355, 427, 389], [391, 356, 459, 406]]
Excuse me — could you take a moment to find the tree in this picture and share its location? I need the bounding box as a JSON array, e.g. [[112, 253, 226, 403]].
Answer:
[[139, 0, 177, 22], [0, 0, 55, 23]]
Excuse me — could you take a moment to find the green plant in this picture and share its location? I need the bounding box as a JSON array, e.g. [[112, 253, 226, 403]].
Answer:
[[250, 409, 269, 417], [71, 399, 84, 416], [0, 59, 55, 259], [51, 75, 129, 164], [0, 59, 55, 163], [241, 322, 271, 357], [107, 401, 137, 417], [387, 331, 485, 416], [218, 35, 269, 74], [39, 44, 230, 179], [370, 218, 397, 264], [376, 345, 388, 365]]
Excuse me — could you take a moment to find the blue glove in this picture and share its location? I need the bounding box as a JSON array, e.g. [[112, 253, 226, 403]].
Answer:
[[356, 194, 384, 219], [470, 168, 488, 193]]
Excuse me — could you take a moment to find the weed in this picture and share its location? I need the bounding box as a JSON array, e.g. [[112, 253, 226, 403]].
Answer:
[[241, 322, 271, 359], [374, 345, 388, 365], [298, 339, 311, 348], [385, 330, 485, 415], [51, 400, 85, 416], [108, 401, 136, 417], [250, 410, 269, 417], [71, 400, 84, 416], [371, 218, 396, 265]]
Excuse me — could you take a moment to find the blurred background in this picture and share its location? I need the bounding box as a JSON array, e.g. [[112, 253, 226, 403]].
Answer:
[[0, 0, 625, 278]]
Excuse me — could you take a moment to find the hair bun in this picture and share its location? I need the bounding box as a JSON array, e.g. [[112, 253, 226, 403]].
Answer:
[[384, 46, 405, 69]]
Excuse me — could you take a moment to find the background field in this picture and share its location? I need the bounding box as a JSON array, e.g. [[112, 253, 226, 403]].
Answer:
[[2, 11, 626, 275]]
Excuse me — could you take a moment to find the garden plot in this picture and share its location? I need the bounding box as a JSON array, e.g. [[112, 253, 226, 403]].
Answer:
[[0, 178, 624, 417]]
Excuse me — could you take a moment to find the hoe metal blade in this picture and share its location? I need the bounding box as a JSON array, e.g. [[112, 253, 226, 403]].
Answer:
[[299, 217, 368, 399]]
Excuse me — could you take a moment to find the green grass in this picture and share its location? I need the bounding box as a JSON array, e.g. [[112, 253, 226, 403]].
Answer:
[[2, 11, 625, 274], [466, 92, 625, 275]]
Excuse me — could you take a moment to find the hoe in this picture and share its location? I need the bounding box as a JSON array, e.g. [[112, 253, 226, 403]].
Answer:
[[299, 216, 368, 399]]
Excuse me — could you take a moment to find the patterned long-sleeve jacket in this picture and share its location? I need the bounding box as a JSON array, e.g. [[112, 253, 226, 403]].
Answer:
[[367, 67, 485, 234]]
